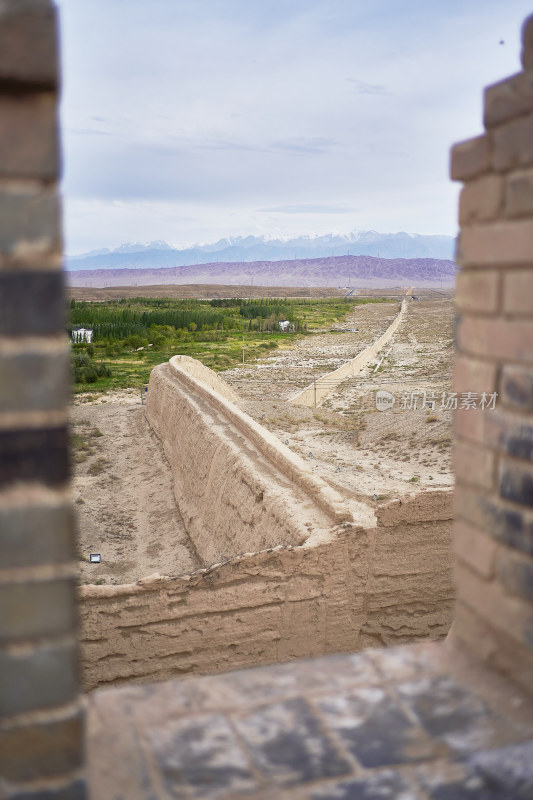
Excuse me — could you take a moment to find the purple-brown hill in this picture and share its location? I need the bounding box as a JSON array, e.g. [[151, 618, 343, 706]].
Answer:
[[67, 255, 457, 288]]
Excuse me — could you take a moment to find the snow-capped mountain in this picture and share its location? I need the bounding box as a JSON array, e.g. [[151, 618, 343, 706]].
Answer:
[[66, 230, 455, 270]]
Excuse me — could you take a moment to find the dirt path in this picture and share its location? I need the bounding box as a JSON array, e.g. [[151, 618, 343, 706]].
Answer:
[[71, 393, 200, 585], [290, 299, 407, 407], [222, 297, 454, 506], [223, 301, 400, 402]]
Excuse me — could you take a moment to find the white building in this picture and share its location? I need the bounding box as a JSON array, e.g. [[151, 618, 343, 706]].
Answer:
[[72, 326, 93, 343]]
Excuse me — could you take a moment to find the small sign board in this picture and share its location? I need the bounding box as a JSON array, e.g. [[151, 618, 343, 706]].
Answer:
[[89, 553, 101, 563]]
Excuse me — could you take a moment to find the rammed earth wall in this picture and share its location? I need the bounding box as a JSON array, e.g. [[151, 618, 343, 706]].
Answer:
[[290, 299, 407, 408], [145, 355, 359, 564], [78, 353, 453, 691], [79, 489, 453, 691]]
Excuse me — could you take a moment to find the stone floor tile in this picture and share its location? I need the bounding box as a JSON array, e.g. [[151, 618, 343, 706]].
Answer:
[[88, 692, 158, 800], [187, 653, 381, 712], [309, 769, 423, 799], [316, 688, 442, 768], [418, 741, 533, 799], [395, 676, 526, 756], [416, 760, 483, 800], [424, 775, 501, 799], [92, 678, 198, 726], [7, 780, 87, 800], [86, 642, 533, 799], [367, 642, 445, 684], [234, 696, 352, 788], [471, 741, 533, 798], [143, 712, 258, 799]]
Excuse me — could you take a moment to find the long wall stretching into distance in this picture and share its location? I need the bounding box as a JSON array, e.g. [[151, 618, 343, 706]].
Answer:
[[290, 298, 407, 407], [78, 355, 453, 691], [145, 355, 361, 564]]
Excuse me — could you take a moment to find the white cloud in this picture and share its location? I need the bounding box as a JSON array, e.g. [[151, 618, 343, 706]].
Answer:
[[58, 0, 533, 253]]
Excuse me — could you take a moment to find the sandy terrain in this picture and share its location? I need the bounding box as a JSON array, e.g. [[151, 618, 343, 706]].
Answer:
[[71, 392, 200, 584], [72, 294, 454, 584], [222, 296, 454, 505]]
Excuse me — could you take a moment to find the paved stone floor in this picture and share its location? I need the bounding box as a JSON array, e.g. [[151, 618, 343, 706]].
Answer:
[[87, 642, 533, 799]]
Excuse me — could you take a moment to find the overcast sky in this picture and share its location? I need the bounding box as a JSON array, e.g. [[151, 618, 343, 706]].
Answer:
[[57, 0, 532, 254]]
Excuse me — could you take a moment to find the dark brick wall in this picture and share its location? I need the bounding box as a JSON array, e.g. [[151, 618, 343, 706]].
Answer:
[[451, 12, 533, 694], [0, 2, 86, 797]]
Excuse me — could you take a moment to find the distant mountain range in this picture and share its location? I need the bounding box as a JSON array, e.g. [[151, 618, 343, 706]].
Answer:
[[67, 254, 457, 289], [66, 230, 456, 271]]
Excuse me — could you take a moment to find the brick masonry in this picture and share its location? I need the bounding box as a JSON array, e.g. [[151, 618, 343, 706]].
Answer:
[[450, 12, 533, 695], [87, 642, 533, 800], [0, 2, 86, 798]]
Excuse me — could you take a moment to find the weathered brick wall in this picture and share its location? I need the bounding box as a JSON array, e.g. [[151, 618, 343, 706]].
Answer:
[[0, 2, 86, 798], [451, 13, 533, 695]]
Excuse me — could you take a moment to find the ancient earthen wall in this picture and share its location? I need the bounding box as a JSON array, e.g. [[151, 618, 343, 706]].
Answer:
[[169, 354, 241, 403], [78, 489, 453, 691], [290, 299, 407, 407], [146, 356, 362, 564], [450, 16, 533, 695]]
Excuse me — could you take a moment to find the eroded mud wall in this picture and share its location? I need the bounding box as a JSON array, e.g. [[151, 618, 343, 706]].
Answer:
[[78, 490, 453, 691], [290, 299, 406, 407], [145, 356, 357, 565], [360, 492, 455, 648]]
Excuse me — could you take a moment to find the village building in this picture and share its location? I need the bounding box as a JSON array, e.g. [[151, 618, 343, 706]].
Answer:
[[71, 325, 93, 344]]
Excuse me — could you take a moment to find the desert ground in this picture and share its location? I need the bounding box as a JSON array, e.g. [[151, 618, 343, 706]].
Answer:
[[68, 284, 346, 301], [71, 394, 200, 584], [72, 290, 454, 584], [225, 292, 454, 502]]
